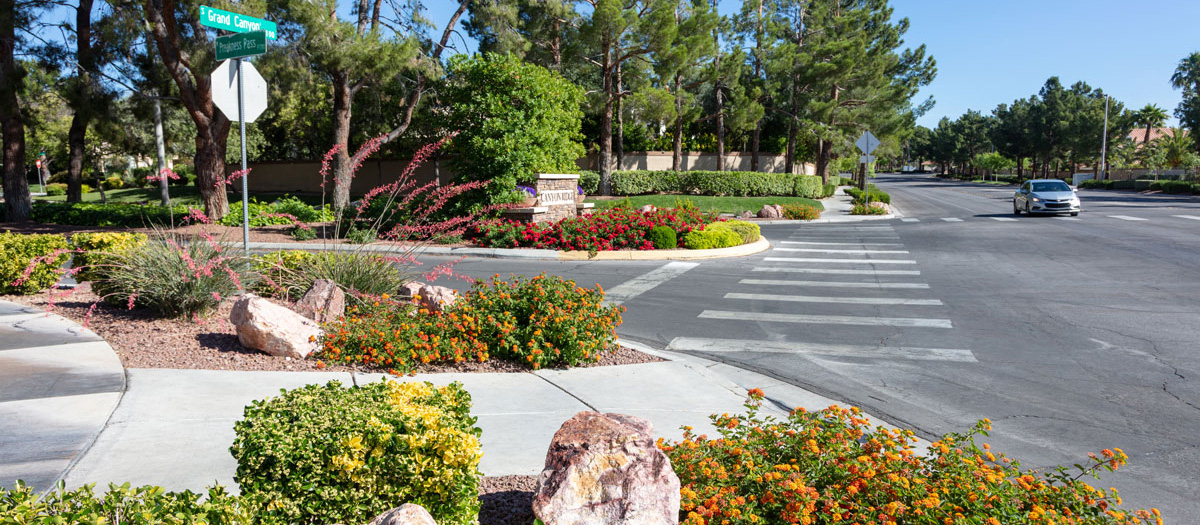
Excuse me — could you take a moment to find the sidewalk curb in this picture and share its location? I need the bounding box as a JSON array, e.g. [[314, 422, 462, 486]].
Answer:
[[558, 237, 771, 261]]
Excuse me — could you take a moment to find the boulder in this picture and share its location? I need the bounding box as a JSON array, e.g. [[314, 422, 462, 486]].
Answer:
[[533, 412, 680, 525], [756, 204, 783, 219], [294, 279, 344, 324], [738, 210, 754, 219], [638, 204, 657, 213], [416, 284, 457, 314], [365, 504, 437, 525], [397, 281, 425, 300], [230, 294, 322, 359]]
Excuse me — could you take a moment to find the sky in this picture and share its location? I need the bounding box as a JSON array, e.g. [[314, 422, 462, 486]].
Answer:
[[424, 0, 1200, 129]]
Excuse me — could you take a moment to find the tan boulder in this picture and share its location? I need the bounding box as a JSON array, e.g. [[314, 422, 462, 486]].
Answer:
[[230, 294, 322, 359], [416, 284, 457, 314], [756, 204, 783, 219], [533, 412, 680, 525], [365, 503, 437, 525], [294, 279, 345, 324]]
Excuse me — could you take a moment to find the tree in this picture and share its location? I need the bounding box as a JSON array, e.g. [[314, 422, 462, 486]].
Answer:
[[579, 0, 676, 194], [973, 151, 1013, 180], [651, 0, 715, 171], [1135, 103, 1168, 146], [1158, 127, 1194, 169], [991, 98, 1035, 178], [1170, 52, 1200, 153], [951, 110, 991, 175], [441, 53, 585, 209], [0, 0, 41, 221], [465, 0, 579, 72], [733, 0, 771, 171]]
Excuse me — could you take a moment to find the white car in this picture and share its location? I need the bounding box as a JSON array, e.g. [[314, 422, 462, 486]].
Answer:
[[1013, 179, 1081, 216]]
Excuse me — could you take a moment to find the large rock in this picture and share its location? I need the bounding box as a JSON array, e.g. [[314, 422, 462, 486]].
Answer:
[[533, 412, 680, 525], [416, 284, 457, 314], [638, 204, 657, 213], [397, 281, 425, 300], [756, 204, 783, 219], [230, 294, 322, 359], [738, 210, 754, 219], [294, 279, 344, 324], [365, 503, 437, 525]]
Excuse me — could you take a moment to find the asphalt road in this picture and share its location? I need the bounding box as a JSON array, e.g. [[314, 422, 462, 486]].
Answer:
[[426, 174, 1200, 521]]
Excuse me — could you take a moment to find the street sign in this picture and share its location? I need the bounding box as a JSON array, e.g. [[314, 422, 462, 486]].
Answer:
[[855, 131, 880, 155], [211, 60, 267, 123], [35, 160, 41, 169], [199, 5, 277, 40], [216, 31, 267, 61], [859, 155, 875, 165]]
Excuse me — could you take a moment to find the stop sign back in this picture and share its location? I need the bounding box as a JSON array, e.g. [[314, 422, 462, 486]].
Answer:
[[211, 60, 267, 123]]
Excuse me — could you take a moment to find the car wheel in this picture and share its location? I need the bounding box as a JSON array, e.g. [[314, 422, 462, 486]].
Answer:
[[1026, 202, 1033, 215], [1013, 200, 1021, 215], [1070, 212, 1079, 216]]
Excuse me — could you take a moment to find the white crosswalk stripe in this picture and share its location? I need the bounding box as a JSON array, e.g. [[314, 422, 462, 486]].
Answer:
[[941, 218, 963, 222], [781, 241, 904, 246], [991, 217, 1018, 222], [1172, 215, 1200, 221], [726, 292, 943, 306], [603, 261, 698, 306], [1054, 217, 1081, 221], [900, 218, 920, 222], [1108, 215, 1148, 221], [764, 257, 916, 264], [739, 279, 929, 289], [773, 248, 910, 254], [668, 337, 976, 362], [751, 267, 921, 275], [699, 310, 953, 328]]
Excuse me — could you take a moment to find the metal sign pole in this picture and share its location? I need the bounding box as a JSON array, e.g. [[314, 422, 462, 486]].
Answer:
[[237, 58, 250, 254]]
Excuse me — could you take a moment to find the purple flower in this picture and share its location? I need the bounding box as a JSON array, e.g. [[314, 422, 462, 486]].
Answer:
[[517, 185, 536, 197], [577, 185, 585, 195]]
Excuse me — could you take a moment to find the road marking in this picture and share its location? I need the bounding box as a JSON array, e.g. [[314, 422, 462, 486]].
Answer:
[[1108, 215, 1148, 221], [752, 267, 921, 275], [1172, 215, 1200, 221], [781, 241, 905, 246], [764, 257, 916, 264], [941, 218, 963, 222], [740, 279, 929, 289], [603, 261, 699, 306], [668, 337, 976, 362], [991, 217, 1018, 222], [699, 310, 953, 328], [726, 292, 943, 306], [900, 218, 920, 222], [772, 248, 910, 254], [1054, 217, 1081, 221]]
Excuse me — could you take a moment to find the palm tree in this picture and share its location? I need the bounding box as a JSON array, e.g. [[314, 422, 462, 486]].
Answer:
[[1171, 52, 1200, 153], [1136, 104, 1169, 145], [1159, 128, 1194, 168]]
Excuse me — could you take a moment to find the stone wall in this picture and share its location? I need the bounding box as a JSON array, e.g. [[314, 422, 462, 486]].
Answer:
[[535, 175, 580, 223]]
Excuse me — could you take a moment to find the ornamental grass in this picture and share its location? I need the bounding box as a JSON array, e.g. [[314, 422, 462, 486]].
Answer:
[[660, 390, 1160, 525]]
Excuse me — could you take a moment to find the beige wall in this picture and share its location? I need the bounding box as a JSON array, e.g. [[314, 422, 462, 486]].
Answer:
[[242, 152, 813, 195]]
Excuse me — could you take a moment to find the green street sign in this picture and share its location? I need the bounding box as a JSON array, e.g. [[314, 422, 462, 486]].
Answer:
[[199, 5, 277, 40], [216, 31, 267, 61]]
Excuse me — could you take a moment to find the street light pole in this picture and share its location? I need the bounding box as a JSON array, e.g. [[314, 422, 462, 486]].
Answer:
[[1100, 95, 1110, 181]]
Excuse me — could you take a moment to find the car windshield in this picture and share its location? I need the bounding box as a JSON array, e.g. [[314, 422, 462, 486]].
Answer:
[[1032, 181, 1071, 192]]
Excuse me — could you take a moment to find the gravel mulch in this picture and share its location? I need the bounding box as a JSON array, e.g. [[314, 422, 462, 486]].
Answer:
[[1, 283, 662, 373], [479, 475, 538, 525]]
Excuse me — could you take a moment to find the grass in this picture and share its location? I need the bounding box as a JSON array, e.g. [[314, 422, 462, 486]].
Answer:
[[586, 195, 824, 214], [970, 179, 1014, 186], [34, 186, 206, 205]]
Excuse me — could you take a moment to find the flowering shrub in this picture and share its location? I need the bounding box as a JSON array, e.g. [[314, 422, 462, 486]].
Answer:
[[782, 203, 822, 220], [232, 380, 482, 525], [69, 232, 148, 282], [0, 233, 69, 295], [661, 391, 1160, 525], [851, 202, 890, 215], [319, 274, 623, 372], [473, 207, 712, 251]]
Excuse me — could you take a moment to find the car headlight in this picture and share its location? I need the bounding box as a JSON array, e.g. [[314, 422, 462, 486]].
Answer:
[[1031, 197, 1041, 202]]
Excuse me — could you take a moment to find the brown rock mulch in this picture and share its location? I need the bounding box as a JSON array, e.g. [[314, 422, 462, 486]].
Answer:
[[479, 475, 538, 525]]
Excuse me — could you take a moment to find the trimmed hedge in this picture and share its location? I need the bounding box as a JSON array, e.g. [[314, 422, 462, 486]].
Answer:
[[646, 225, 678, 249], [846, 184, 891, 204], [713, 220, 760, 244], [578, 170, 830, 198], [683, 226, 742, 250], [0, 232, 69, 295], [25, 201, 187, 228], [69, 232, 148, 282]]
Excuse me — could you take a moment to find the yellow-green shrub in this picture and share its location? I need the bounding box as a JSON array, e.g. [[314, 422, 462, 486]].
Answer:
[[710, 220, 759, 244], [231, 380, 482, 525], [252, 249, 316, 298], [69, 232, 148, 282], [683, 226, 742, 250], [0, 232, 68, 295], [0, 481, 254, 524]]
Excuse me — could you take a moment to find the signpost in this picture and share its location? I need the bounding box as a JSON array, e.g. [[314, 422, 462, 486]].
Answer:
[[216, 30, 267, 61], [202, 3, 274, 253], [199, 5, 277, 39], [854, 131, 879, 193]]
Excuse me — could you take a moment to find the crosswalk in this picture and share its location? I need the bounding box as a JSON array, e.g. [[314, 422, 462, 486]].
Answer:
[[668, 224, 977, 364], [897, 214, 1200, 223]]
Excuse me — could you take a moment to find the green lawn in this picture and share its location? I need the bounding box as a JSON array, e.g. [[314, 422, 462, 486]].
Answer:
[[34, 186, 206, 205], [586, 195, 824, 214], [970, 179, 1014, 186]]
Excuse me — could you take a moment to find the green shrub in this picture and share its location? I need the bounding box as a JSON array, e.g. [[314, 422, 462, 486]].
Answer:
[[821, 183, 838, 198], [31, 201, 185, 227], [80, 183, 93, 194], [91, 232, 252, 317], [579, 170, 599, 194], [584, 170, 827, 197], [69, 232, 148, 282], [682, 227, 742, 250], [101, 175, 124, 190], [663, 393, 1157, 525], [782, 203, 821, 221], [272, 195, 327, 222], [1193, 183, 1200, 195], [289, 225, 316, 240], [346, 226, 378, 244], [271, 251, 411, 304], [646, 225, 678, 249], [45, 183, 67, 196], [846, 185, 890, 205], [0, 481, 253, 524], [711, 220, 759, 244], [232, 380, 482, 525], [851, 202, 891, 215], [0, 232, 69, 295], [252, 250, 316, 298], [219, 197, 333, 227], [1161, 180, 1192, 194], [792, 175, 823, 199], [1111, 180, 1135, 190], [1148, 180, 1164, 191], [1078, 179, 1104, 189]]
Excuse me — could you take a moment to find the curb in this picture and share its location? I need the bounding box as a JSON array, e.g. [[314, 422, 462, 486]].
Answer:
[[557, 237, 771, 261], [752, 214, 896, 225]]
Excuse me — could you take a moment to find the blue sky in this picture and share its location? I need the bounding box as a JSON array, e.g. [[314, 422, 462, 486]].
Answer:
[[426, 0, 1200, 128]]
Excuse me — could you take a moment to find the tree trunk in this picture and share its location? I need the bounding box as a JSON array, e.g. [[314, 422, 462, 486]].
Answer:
[[330, 73, 356, 213], [154, 95, 170, 206], [194, 132, 229, 219], [598, 47, 614, 195], [1144, 124, 1152, 146], [672, 74, 683, 172], [715, 81, 725, 172], [750, 0, 763, 172], [751, 122, 761, 172], [67, 115, 86, 202], [785, 123, 797, 175], [616, 64, 624, 170], [0, 0, 30, 222], [95, 155, 107, 204]]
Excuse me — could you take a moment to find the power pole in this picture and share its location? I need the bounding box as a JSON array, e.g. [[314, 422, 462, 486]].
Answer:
[[1099, 95, 1110, 181]]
